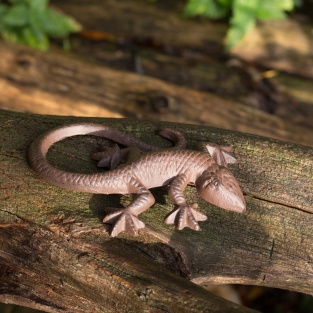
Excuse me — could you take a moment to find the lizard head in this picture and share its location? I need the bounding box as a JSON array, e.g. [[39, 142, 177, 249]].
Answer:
[[196, 164, 246, 213]]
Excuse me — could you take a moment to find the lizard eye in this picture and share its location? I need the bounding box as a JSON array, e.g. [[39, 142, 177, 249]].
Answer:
[[196, 165, 246, 213], [213, 179, 220, 187], [203, 176, 220, 188]]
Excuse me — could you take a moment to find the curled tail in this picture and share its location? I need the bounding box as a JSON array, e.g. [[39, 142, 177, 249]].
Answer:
[[28, 123, 185, 193]]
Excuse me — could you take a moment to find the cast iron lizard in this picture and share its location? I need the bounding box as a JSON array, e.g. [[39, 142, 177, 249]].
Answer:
[[28, 124, 245, 237]]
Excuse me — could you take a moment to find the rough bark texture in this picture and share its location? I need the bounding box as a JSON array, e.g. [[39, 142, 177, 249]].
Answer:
[[1, 41, 313, 148], [1, 109, 313, 312]]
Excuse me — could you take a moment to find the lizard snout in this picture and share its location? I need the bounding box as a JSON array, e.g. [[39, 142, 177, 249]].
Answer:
[[196, 166, 246, 213]]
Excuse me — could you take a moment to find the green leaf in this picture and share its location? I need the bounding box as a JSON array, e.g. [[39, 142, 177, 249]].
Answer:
[[230, 0, 258, 26], [181, 0, 301, 51], [0, 0, 82, 51], [0, 4, 9, 16], [62, 37, 71, 51], [293, 0, 302, 7], [256, 4, 286, 20], [7, 0, 27, 4], [0, 4, 9, 31], [256, 0, 294, 20], [2, 26, 25, 45], [41, 8, 82, 37], [183, 0, 229, 19], [217, 0, 232, 7], [22, 26, 49, 50], [2, 28, 22, 43], [29, 8, 47, 41], [27, 0, 49, 11], [225, 18, 256, 51], [2, 26, 49, 51], [275, 0, 294, 11], [225, 0, 257, 50], [3, 4, 29, 27], [7, 0, 48, 9]]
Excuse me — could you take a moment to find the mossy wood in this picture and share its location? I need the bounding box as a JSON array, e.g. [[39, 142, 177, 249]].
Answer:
[[1, 109, 313, 312]]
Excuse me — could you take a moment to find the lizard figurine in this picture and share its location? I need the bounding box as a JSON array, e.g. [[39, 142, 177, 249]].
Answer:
[[28, 123, 246, 237]]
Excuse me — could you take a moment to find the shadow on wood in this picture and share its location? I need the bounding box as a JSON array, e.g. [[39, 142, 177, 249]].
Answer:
[[1, 109, 313, 312]]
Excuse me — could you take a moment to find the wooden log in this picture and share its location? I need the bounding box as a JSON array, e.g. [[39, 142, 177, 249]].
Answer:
[[49, 0, 313, 130], [1, 109, 313, 312], [1, 41, 313, 148]]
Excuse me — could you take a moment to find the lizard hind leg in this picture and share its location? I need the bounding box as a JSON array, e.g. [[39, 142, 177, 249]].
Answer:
[[103, 207, 146, 237], [103, 179, 155, 237]]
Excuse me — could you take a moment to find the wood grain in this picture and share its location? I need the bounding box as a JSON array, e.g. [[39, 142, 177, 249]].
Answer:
[[1, 110, 313, 312]]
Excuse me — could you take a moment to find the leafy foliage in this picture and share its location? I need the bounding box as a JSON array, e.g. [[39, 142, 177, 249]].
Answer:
[[183, 0, 230, 19], [183, 0, 302, 50], [0, 0, 82, 51]]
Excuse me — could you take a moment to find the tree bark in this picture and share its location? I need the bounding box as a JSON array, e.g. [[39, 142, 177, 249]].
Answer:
[[1, 41, 313, 148], [2, 109, 313, 312]]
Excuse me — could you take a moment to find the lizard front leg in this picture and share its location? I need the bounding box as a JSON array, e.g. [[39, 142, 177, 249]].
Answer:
[[103, 178, 155, 237], [164, 173, 207, 231]]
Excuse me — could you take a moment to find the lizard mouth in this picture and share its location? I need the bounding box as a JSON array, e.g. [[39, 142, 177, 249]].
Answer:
[[218, 185, 246, 213], [196, 167, 246, 213]]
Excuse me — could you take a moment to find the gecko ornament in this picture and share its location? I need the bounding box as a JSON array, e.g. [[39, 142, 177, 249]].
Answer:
[[28, 124, 246, 237]]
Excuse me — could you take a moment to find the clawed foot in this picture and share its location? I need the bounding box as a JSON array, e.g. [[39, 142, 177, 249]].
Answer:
[[103, 207, 145, 237], [164, 203, 207, 231], [92, 144, 122, 169]]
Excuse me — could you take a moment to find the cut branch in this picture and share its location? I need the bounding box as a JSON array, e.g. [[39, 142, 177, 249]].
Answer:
[[1, 109, 313, 312], [1, 41, 313, 147]]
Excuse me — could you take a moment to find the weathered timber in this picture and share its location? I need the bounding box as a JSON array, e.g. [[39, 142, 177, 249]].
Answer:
[[1, 109, 313, 312], [49, 0, 313, 130], [1, 41, 313, 148], [0, 225, 256, 313], [70, 37, 313, 131]]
